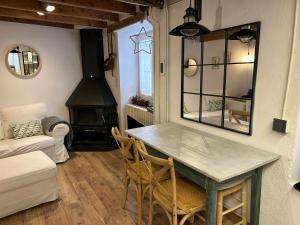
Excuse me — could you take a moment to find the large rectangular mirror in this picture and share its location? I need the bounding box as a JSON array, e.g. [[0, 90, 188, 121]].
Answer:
[[181, 22, 260, 135]]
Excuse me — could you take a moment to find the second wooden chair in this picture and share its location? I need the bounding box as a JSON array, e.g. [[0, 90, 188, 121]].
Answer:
[[111, 128, 166, 225], [135, 140, 207, 225]]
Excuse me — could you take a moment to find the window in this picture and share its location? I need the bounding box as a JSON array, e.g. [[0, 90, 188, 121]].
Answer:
[[138, 36, 153, 97]]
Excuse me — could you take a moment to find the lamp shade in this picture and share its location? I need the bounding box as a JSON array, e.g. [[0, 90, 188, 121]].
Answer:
[[169, 0, 210, 37], [229, 28, 256, 43], [169, 22, 210, 37]]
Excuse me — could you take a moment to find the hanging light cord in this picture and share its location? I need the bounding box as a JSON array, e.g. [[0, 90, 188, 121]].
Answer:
[[281, 0, 299, 119]]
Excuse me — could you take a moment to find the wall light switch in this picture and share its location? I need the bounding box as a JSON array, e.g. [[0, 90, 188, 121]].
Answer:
[[273, 118, 288, 133]]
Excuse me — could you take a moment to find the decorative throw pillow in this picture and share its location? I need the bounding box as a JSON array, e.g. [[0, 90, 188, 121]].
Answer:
[[10, 120, 44, 139], [208, 99, 223, 112]]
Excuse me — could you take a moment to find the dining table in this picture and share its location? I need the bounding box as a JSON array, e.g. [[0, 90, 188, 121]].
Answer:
[[125, 122, 280, 225]]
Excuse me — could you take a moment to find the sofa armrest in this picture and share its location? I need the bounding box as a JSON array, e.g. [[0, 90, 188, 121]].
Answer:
[[45, 123, 69, 138]]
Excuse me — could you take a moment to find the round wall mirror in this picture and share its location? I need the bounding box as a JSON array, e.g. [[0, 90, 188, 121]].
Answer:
[[184, 58, 198, 77], [6, 45, 41, 79]]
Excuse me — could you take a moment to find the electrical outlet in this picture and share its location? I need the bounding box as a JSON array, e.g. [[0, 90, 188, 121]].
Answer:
[[272, 118, 288, 133]]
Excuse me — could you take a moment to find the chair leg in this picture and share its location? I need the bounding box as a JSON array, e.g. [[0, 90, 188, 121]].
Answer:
[[123, 176, 130, 209], [242, 181, 248, 225], [179, 213, 194, 225], [137, 182, 143, 225], [217, 192, 224, 225], [148, 186, 154, 225], [172, 211, 178, 225]]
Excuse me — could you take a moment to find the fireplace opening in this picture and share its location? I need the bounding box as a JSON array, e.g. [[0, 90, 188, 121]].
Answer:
[[71, 108, 105, 126]]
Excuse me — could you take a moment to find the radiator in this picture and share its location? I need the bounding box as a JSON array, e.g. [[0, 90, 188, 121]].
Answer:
[[125, 104, 154, 127]]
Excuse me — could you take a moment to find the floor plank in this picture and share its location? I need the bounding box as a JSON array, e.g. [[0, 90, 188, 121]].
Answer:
[[0, 151, 242, 225]]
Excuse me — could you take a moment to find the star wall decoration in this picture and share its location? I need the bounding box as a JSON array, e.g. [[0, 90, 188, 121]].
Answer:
[[130, 27, 152, 55]]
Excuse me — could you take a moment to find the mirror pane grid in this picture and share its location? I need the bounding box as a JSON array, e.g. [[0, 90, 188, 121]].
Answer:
[[181, 22, 260, 135]]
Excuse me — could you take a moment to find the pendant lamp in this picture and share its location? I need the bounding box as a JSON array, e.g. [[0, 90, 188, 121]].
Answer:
[[229, 25, 256, 43], [169, 0, 210, 37]]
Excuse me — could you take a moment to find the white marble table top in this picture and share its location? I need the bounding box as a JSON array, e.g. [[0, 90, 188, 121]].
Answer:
[[125, 123, 280, 182]]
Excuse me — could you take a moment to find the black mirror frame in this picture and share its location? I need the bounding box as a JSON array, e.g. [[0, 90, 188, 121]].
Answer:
[[180, 21, 261, 135]]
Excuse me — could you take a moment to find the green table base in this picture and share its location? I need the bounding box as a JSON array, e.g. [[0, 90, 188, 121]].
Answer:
[[147, 146, 262, 225]]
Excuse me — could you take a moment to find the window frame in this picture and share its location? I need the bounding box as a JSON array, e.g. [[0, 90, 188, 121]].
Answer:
[[137, 32, 154, 99]]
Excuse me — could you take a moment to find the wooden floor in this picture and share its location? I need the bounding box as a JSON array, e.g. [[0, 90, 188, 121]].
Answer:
[[0, 151, 241, 225]]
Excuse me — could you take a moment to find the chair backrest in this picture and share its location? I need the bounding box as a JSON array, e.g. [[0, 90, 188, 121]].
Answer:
[[111, 127, 143, 176], [111, 127, 134, 159], [135, 140, 177, 211]]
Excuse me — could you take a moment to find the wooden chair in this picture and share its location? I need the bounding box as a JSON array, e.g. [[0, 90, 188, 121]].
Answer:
[[217, 180, 248, 225], [111, 127, 161, 225], [229, 110, 250, 125], [135, 140, 206, 225]]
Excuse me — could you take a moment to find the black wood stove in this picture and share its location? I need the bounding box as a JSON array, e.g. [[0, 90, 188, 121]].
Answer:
[[66, 29, 118, 151]]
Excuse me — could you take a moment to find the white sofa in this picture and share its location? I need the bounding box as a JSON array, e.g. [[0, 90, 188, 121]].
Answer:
[[0, 103, 69, 163]]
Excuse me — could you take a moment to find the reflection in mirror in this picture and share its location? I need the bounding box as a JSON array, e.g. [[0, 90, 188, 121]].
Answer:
[[224, 97, 251, 133], [202, 65, 224, 95], [183, 94, 200, 121], [181, 22, 260, 135], [226, 64, 253, 98], [228, 24, 257, 63], [228, 39, 256, 63], [184, 66, 200, 93], [184, 37, 201, 63], [183, 61, 200, 94], [201, 96, 223, 126], [6, 45, 41, 78], [184, 59, 198, 77], [203, 30, 225, 65]]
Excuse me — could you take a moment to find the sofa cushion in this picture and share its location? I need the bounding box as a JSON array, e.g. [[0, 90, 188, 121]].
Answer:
[[0, 103, 47, 139], [1, 135, 54, 154], [0, 151, 56, 193], [0, 143, 12, 158], [0, 121, 4, 140]]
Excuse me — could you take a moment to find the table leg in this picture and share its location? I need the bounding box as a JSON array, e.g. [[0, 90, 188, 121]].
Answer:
[[206, 178, 218, 225], [250, 168, 263, 225]]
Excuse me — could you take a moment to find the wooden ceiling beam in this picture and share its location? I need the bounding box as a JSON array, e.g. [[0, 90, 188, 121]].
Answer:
[[0, 0, 119, 22], [39, 0, 137, 15], [115, 0, 163, 7], [0, 16, 74, 29], [0, 8, 107, 28], [107, 12, 144, 32]]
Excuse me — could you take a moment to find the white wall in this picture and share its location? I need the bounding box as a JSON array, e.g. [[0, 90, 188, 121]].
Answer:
[[0, 21, 82, 120], [103, 21, 153, 132], [167, 0, 300, 224]]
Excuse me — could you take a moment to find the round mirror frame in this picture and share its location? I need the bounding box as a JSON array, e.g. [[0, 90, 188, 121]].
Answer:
[[5, 44, 42, 79], [184, 58, 198, 77]]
